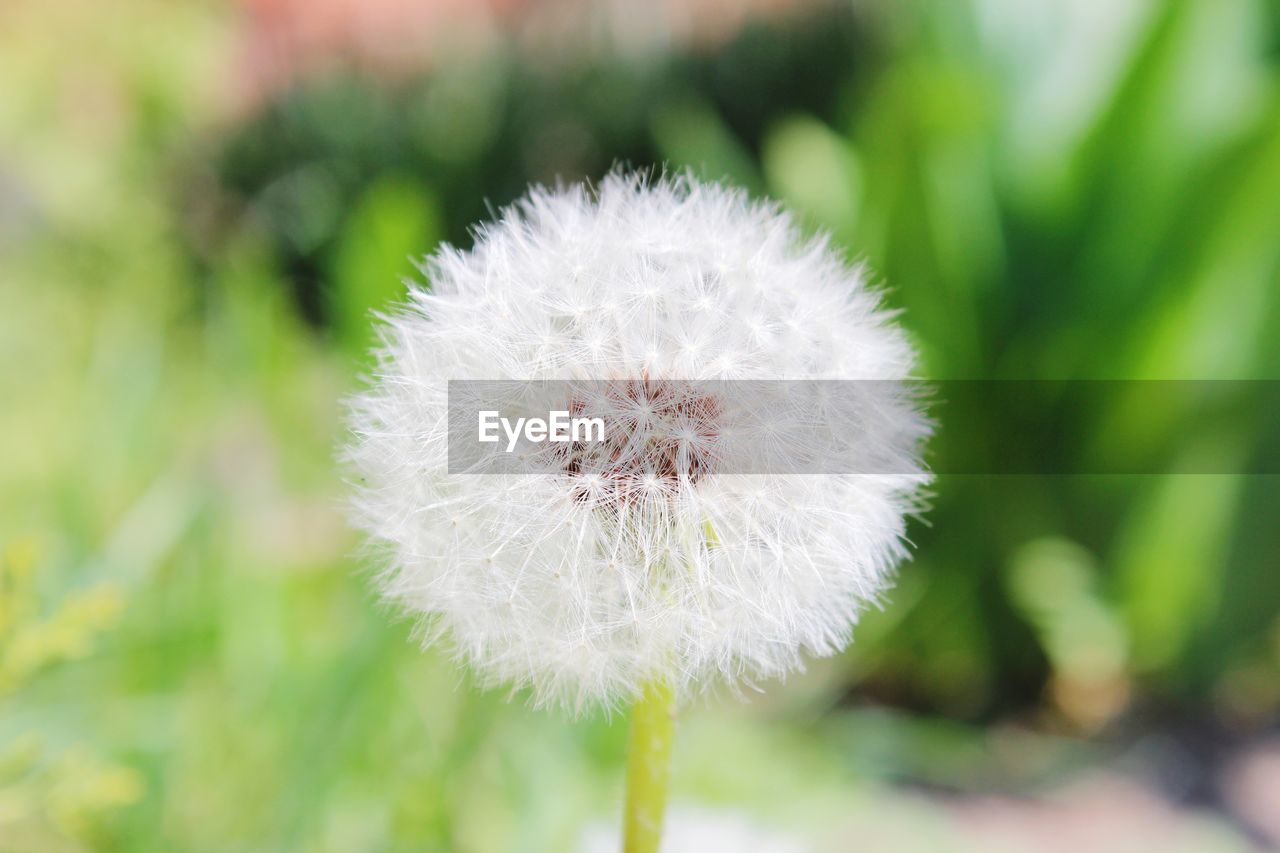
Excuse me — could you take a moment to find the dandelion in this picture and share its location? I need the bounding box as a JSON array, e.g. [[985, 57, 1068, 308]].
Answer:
[[346, 172, 930, 851]]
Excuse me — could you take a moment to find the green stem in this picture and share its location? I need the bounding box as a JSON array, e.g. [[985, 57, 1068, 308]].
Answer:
[[622, 680, 676, 853]]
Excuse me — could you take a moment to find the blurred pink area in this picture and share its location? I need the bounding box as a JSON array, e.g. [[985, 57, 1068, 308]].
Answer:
[[946, 776, 1245, 853], [236, 0, 511, 103], [234, 0, 813, 105], [1224, 741, 1280, 847]]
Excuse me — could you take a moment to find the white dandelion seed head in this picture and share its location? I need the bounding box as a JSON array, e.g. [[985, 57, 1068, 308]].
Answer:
[[346, 172, 931, 713]]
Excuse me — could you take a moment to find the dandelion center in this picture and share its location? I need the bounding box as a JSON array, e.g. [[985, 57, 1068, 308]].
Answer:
[[550, 379, 724, 506]]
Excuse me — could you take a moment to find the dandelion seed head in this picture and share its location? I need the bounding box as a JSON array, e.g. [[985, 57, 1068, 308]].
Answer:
[[346, 172, 930, 713]]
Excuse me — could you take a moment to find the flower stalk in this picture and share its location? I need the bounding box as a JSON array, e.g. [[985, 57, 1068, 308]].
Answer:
[[622, 680, 676, 853]]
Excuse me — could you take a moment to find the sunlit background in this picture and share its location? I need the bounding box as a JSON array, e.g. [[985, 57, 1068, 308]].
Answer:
[[2, 0, 1279, 849]]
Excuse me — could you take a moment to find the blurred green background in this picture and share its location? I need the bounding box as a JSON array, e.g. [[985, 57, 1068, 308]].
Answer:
[[2, 0, 1279, 850]]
